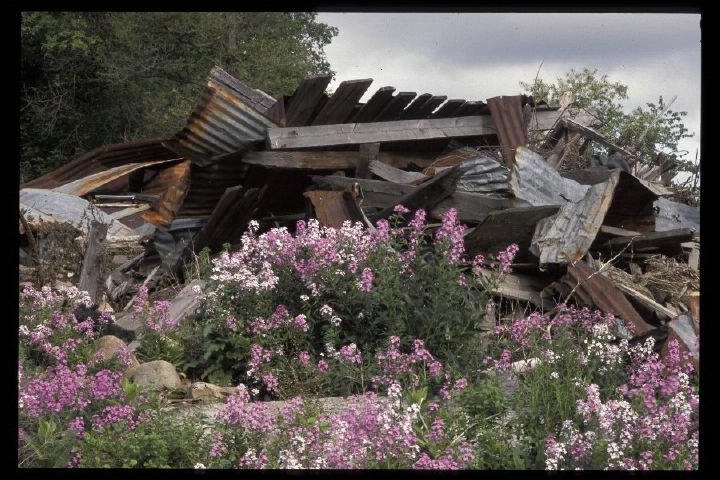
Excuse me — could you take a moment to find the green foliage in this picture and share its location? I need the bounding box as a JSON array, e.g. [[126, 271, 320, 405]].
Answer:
[[76, 409, 210, 468], [520, 67, 696, 176], [20, 12, 338, 182], [19, 417, 77, 468]]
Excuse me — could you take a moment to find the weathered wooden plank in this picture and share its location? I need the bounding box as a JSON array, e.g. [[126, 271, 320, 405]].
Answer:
[[191, 185, 264, 254], [613, 282, 679, 323], [563, 118, 636, 160], [369, 159, 428, 184], [78, 221, 109, 305], [312, 175, 513, 224], [304, 186, 371, 228], [431, 99, 466, 118], [454, 100, 487, 116], [412, 95, 448, 119], [209, 66, 277, 114], [464, 205, 560, 261], [240, 150, 437, 170], [264, 95, 287, 126], [599, 225, 642, 237], [599, 228, 694, 252], [374, 92, 417, 121], [311, 79, 374, 125], [478, 268, 551, 306], [356, 143, 379, 179], [284, 74, 332, 126], [369, 162, 476, 221], [350, 86, 396, 123], [267, 116, 500, 149], [396, 93, 432, 120]]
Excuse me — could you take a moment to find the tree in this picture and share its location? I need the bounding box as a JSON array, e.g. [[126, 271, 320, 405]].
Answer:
[[520, 68, 696, 181], [20, 12, 338, 183]]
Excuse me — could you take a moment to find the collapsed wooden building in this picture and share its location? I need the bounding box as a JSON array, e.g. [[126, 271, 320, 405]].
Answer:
[[19, 66, 700, 365]]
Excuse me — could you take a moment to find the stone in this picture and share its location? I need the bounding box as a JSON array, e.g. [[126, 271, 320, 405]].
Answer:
[[128, 359, 184, 392]]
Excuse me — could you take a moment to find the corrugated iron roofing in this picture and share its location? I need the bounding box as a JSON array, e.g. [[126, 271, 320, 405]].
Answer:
[[21, 139, 180, 191], [530, 170, 660, 265], [530, 175, 619, 265], [510, 147, 590, 206], [141, 160, 192, 229], [51, 159, 182, 197], [162, 68, 279, 167], [553, 261, 655, 336], [487, 95, 528, 168], [176, 158, 250, 219]]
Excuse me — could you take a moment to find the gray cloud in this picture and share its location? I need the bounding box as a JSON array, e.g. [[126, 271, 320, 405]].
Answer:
[[316, 12, 701, 160]]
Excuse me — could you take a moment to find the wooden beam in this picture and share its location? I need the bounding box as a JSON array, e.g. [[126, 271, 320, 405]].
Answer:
[[369, 162, 476, 221], [369, 159, 428, 184], [267, 115, 499, 149], [240, 150, 438, 170], [268, 109, 567, 150]]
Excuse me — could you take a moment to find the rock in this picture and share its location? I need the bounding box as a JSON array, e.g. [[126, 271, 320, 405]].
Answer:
[[128, 360, 184, 392], [188, 382, 238, 402], [95, 335, 140, 369]]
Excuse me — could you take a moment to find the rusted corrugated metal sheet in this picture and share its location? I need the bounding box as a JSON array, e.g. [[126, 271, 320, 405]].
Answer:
[[543, 261, 655, 336], [177, 158, 250, 219], [141, 160, 192, 229], [530, 176, 618, 265], [163, 68, 278, 167], [50, 159, 182, 197], [510, 147, 590, 205], [530, 170, 660, 265], [487, 95, 527, 169], [21, 139, 180, 190]]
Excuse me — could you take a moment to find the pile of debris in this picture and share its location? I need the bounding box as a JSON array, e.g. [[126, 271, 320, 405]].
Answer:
[[19, 66, 700, 367]]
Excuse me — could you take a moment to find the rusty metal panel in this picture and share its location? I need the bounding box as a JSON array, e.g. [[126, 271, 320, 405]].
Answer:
[[21, 139, 180, 190], [546, 261, 655, 336], [177, 158, 250, 219], [487, 95, 527, 168], [530, 174, 619, 265], [50, 159, 182, 197], [511, 146, 590, 205], [141, 160, 192, 229], [164, 69, 278, 167]]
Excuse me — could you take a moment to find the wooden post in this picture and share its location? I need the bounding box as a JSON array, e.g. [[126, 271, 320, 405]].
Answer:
[[78, 221, 108, 305]]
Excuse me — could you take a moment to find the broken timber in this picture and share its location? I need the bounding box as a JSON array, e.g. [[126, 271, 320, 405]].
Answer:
[[267, 108, 570, 150]]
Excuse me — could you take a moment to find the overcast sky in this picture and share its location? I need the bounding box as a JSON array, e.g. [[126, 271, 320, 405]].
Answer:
[[315, 10, 702, 163]]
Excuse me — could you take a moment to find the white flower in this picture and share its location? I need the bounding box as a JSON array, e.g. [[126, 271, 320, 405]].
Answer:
[[194, 463, 206, 469]]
